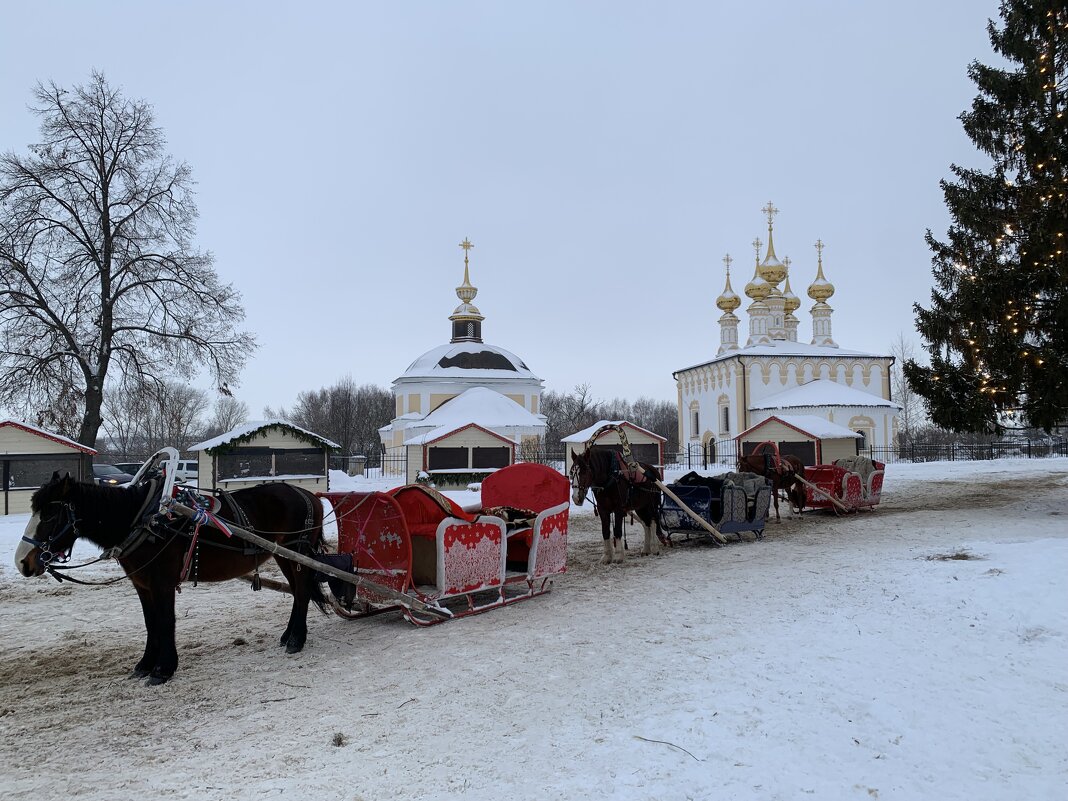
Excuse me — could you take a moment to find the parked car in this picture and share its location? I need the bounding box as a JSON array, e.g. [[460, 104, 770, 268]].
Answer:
[[175, 459, 198, 485], [112, 462, 143, 476], [92, 464, 137, 485]]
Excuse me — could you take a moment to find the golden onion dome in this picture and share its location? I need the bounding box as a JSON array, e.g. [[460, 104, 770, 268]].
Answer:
[[716, 253, 742, 312], [717, 274, 741, 312], [757, 201, 786, 286], [781, 260, 801, 313], [744, 270, 771, 301], [743, 238, 770, 300], [807, 238, 835, 302]]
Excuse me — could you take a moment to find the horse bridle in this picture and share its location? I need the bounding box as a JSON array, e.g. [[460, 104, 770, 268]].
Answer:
[[22, 501, 79, 571], [568, 461, 596, 506]]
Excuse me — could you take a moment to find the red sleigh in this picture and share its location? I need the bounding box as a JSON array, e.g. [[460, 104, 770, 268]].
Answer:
[[803, 457, 885, 513], [319, 462, 569, 625]]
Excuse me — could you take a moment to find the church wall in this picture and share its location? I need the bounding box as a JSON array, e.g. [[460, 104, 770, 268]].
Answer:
[[429, 393, 456, 413], [677, 354, 897, 456], [676, 362, 741, 444]]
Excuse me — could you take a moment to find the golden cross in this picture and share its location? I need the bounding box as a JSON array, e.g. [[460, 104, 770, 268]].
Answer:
[[722, 253, 733, 274], [752, 237, 762, 261], [814, 238, 825, 260], [762, 201, 779, 228], [784, 255, 791, 269], [459, 238, 474, 252]]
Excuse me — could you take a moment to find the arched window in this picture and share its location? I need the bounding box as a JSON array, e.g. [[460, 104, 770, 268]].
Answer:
[[855, 429, 867, 452]]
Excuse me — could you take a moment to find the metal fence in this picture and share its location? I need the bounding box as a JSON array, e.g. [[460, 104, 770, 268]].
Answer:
[[327, 437, 1067, 482], [868, 441, 1068, 464], [329, 447, 408, 479]]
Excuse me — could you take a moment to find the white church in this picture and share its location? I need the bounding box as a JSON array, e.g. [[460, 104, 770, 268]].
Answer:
[[378, 240, 547, 480], [674, 203, 901, 459]]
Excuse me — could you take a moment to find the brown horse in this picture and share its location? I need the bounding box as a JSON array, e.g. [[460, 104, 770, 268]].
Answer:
[[15, 473, 326, 685], [738, 442, 806, 521], [570, 448, 664, 564]]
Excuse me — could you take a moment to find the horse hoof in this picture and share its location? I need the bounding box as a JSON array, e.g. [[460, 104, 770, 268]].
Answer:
[[146, 672, 172, 686], [130, 667, 150, 679], [285, 639, 305, 654]]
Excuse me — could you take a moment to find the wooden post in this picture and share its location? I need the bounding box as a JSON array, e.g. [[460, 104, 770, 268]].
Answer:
[[792, 474, 851, 513], [655, 479, 729, 544]]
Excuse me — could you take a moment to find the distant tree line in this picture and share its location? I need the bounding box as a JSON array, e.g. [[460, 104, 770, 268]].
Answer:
[[98, 383, 249, 460], [540, 383, 679, 452], [265, 377, 394, 457]]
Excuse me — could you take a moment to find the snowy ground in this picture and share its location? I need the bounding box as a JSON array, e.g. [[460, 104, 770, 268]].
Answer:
[[0, 459, 1065, 800]]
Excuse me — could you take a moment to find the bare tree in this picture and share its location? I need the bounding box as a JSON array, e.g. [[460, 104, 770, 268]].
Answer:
[[100, 384, 151, 459], [268, 377, 393, 455], [203, 395, 249, 438], [146, 382, 209, 453], [99, 380, 208, 456], [0, 73, 256, 446], [890, 332, 926, 446], [542, 383, 603, 444]]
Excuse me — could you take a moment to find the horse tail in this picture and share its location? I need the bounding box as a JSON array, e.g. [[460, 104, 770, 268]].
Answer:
[[309, 573, 329, 614], [290, 484, 330, 615]]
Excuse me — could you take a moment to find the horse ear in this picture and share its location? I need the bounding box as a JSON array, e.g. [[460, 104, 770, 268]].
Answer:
[[51, 470, 61, 482]]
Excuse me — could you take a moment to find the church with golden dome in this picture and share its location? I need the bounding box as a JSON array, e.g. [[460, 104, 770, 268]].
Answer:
[[378, 240, 547, 475], [674, 202, 900, 459]]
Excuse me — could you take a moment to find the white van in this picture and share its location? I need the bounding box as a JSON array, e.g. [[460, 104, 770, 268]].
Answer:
[[174, 459, 199, 485]]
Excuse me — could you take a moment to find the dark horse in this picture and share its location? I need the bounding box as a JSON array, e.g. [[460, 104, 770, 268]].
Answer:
[[570, 449, 664, 564], [15, 473, 326, 685], [738, 442, 806, 521]]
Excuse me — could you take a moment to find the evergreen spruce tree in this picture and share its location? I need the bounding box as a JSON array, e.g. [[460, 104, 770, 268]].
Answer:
[[905, 0, 1068, 433]]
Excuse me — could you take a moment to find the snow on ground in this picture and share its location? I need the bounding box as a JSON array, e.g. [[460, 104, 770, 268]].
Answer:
[[0, 459, 1065, 800]]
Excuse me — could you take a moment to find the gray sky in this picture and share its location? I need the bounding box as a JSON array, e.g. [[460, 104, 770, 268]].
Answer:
[[1, 0, 1001, 416]]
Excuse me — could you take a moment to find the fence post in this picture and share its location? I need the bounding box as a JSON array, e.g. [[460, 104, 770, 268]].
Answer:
[[1027, 440, 1031, 458]]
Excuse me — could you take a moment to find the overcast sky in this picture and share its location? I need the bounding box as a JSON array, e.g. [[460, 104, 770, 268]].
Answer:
[[1, 1, 1002, 417]]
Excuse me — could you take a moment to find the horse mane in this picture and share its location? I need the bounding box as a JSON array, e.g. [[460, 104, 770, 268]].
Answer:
[[31, 479, 157, 549]]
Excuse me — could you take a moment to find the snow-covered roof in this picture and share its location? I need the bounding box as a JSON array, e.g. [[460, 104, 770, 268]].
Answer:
[[406, 422, 518, 447], [397, 341, 541, 382], [750, 379, 903, 411], [0, 419, 97, 454], [741, 414, 862, 440], [561, 420, 667, 444], [400, 388, 545, 445], [674, 340, 887, 375], [190, 419, 340, 452]]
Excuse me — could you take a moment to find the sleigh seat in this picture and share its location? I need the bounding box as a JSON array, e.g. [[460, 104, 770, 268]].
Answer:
[[479, 462, 570, 580]]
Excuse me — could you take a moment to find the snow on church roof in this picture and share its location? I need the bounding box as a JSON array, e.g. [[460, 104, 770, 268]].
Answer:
[[398, 341, 540, 382], [404, 388, 545, 444], [741, 415, 862, 440], [674, 340, 885, 376], [750, 379, 903, 411]]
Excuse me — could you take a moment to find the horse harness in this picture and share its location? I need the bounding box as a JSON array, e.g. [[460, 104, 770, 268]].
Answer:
[[31, 481, 319, 591], [23, 479, 170, 587]]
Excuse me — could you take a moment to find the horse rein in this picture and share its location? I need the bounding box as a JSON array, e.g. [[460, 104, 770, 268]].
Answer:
[[20, 501, 78, 572]]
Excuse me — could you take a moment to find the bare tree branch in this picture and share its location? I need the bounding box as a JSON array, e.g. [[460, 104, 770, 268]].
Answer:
[[0, 72, 256, 446]]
